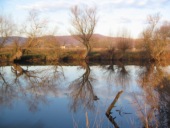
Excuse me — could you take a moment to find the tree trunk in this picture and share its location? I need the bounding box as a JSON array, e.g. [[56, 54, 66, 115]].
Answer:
[[10, 48, 23, 61], [83, 42, 91, 60], [12, 63, 24, 75]]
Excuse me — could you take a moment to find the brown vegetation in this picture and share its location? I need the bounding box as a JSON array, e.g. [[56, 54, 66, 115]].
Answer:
[[116, 37, 133, 53], [11, 10, 59, 62], [142, 13, 170, 61], [0, 8, 170, 63]]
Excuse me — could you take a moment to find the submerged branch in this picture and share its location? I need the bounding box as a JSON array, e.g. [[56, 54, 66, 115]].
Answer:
[[105, 90, 123, 128]]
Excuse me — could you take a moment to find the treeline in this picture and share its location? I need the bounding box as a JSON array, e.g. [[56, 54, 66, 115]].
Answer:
[[0, 6, 170, 62]]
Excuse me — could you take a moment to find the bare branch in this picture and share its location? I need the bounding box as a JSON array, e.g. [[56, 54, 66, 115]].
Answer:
[[142, 13, 170, 61], [0, 15, 14, 49], [70, 6, 98, 59]]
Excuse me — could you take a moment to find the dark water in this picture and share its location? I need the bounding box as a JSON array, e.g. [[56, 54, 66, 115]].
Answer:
[[0, 62, 170, 128]]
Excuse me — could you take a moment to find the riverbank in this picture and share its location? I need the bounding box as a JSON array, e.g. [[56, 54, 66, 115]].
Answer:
[[1, 48, 170, 63]]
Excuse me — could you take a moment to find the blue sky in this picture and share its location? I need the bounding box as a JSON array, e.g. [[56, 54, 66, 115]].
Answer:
[[0, 0, 170, 38]]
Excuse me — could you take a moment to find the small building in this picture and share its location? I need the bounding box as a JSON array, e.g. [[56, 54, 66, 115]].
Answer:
[[60, 45, 66, 49]]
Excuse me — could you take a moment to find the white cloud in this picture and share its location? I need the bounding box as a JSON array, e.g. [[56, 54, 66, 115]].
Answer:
[[15, 0, 170, 13], [112, 0, 123, 4], [126, 0, 135, 4], [119, 17, 132, 23], [137, 0, 148, 6], [16, 0, 72, 11], [3, 0, 170, 38]]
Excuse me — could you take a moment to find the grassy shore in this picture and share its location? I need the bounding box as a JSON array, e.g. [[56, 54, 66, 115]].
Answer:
[[1, 48, 170, 63]]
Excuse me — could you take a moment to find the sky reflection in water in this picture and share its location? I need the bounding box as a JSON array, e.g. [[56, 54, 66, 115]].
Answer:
[[0, 63, 170, 128]]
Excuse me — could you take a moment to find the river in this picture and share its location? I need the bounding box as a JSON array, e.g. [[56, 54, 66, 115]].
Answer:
[[0, 61, 170, 128]]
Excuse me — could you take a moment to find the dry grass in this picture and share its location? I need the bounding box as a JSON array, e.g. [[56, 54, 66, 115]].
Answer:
[[1, 47, 170, 62]]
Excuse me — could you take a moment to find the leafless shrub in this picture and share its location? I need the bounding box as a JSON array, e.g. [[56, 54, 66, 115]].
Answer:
[[116, 29, 133, 53], [106, 37, 116, 60]]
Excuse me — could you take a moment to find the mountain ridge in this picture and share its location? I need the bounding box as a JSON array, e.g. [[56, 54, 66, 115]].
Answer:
[[1, 34, 137, 47]]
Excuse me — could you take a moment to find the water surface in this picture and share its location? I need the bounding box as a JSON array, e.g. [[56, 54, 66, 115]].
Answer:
[[0, 62, 170, 128]]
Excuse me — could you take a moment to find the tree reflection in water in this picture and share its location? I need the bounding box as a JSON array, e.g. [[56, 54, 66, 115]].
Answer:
[[0, 63, 64, 112], [0, 62, 170, 127], [158, 78, 170, 128], [0, 71, 17, 107], [115, 62, 131, 88], [133, 62, 170, 128], [102, 61, 170, 127], [101, 61, 116, 84], [69, 61, 99, 112], [102, 61, 131, 88]]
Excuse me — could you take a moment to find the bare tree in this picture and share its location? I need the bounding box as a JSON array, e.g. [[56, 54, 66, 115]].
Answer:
[[157, 21, 170, 41], [142, 13, 170, 61], [22, 10, 47, 48], [70, 5, 98, 60], [116, 38, 132, 53], [0, 15, 14, 49], [106, 36, 116, 60], [11, 10, 59, 61], [116, 29, 133, 54], [10, 10, 47, 61]]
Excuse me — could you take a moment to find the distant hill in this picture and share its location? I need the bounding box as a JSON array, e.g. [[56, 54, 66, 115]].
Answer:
[[56, 35, 79, 46], [0, 36, 27, 45], [0, 34, 137, 48], [56, 34, 121, 47]]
